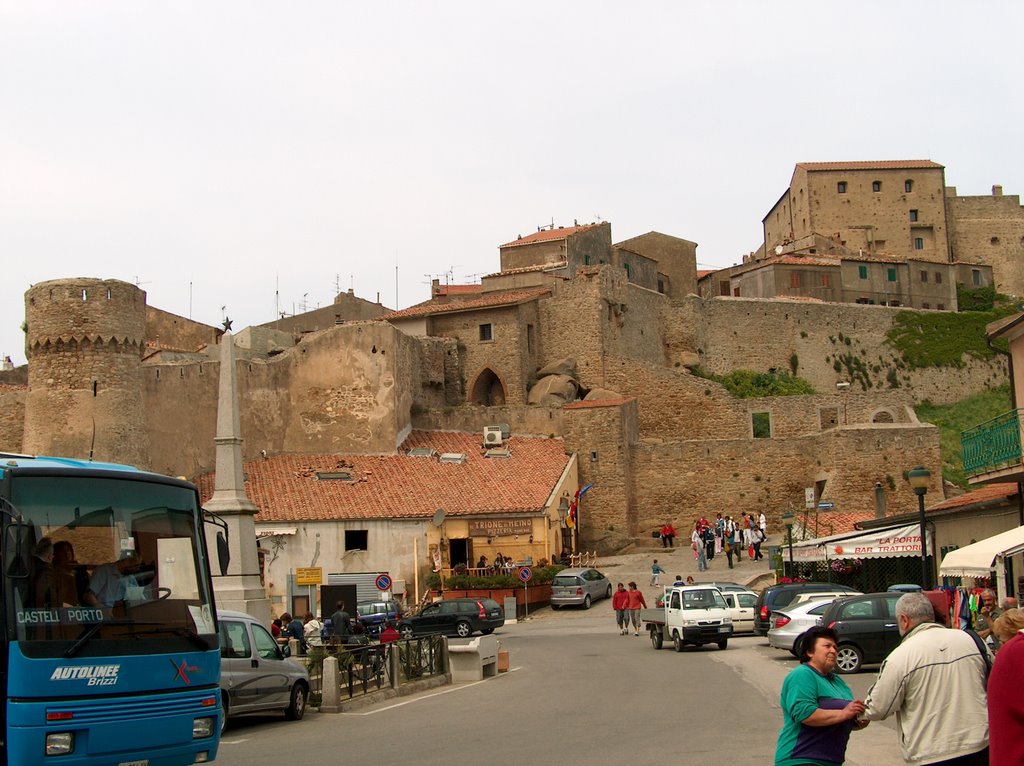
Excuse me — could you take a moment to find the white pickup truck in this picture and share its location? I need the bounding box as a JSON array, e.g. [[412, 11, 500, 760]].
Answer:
[[641, 584, 733, 651]]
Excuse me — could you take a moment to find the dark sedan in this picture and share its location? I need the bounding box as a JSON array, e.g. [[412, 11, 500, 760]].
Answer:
[[821, 592, 904, 673]]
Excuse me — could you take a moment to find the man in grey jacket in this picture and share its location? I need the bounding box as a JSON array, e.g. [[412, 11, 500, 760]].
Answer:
[[862, 593, 988, 765]]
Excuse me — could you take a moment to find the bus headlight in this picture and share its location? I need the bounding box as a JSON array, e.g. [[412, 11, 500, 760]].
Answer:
[[192, 717, 215, 739], [45, 731, 74, 755]]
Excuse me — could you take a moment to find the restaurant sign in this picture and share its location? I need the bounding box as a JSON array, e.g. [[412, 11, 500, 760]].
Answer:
[[468, 519, 532, 538]]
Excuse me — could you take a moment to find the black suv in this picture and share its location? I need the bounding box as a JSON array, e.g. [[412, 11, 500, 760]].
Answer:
[[753, 582, 861, 635], [819, 592, 904, 673], [397, 598, 504, 639]]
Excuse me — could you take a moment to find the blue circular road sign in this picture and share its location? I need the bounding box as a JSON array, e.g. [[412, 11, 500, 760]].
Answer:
[[375, 573, 392, 591]]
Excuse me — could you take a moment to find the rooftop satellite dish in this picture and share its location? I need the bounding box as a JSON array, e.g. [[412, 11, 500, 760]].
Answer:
[[774, 245, 784, 255], [432, 508, 446, 527]]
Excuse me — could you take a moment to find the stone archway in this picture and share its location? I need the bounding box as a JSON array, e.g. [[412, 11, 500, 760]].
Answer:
[[871, 409, 896, 424], [468, 367, 507, 406]]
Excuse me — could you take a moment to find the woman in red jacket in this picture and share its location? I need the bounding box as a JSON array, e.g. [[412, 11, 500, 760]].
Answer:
[[626, 582, 648, 636], [611, 582, 630, 635]]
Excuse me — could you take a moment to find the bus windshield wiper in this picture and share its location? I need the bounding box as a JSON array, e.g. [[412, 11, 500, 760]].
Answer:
[[64, 618, 135, 658], [129, 626, 211, 651]]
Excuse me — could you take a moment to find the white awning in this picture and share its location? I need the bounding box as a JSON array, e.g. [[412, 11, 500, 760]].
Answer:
[[789, 523, 928, 563], [939, 525, 1024, 578], [256, 527, 297, 538]]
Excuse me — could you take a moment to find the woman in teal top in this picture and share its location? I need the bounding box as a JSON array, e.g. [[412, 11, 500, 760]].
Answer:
[[775, 626, 869, 766]]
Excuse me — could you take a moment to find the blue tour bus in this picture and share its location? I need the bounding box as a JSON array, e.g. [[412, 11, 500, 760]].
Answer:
[[1, 454, 224, 765]]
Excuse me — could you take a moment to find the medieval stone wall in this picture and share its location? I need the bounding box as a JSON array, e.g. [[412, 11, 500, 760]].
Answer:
[[629, 422, 941, 539], [0, 385, 25, 453], [145, 307, 221, 352], [667, 295, 1006, 405], [563, 399, 638, 546], [946, 191, 1024, 296]]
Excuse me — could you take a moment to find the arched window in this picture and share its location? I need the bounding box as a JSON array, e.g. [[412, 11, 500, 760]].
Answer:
[[468, 367, 507, 406]]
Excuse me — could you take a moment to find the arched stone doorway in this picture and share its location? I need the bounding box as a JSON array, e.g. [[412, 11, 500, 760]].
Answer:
[[469, 367, 507, 406], [871, 409, 895, 424]]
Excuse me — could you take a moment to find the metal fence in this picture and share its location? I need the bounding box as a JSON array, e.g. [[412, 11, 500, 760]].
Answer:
[[785, 556, 931, 592], [304, 635, 446, 706]]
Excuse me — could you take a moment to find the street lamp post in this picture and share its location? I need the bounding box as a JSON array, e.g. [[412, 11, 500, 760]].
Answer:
[[908, 466, 931, 590], [781, 511, 795, 579]]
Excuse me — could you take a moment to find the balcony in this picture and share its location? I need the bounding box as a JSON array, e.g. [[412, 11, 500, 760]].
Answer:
[[961, 409, 1024, 483]]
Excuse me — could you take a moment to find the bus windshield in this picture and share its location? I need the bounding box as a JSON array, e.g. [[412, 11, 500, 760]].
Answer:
[[5, 475, 216, 658]]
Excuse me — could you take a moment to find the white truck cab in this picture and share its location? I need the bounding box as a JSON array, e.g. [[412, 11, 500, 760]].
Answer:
[[642, 585, 733, 651]]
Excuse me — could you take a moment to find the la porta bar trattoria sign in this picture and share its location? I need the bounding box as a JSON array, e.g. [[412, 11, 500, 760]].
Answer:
[[468, 519, 532, 538], [791, 524, 927, 562]]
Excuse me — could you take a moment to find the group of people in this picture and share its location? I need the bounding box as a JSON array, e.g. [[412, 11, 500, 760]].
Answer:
[[30, 536, 150, 612], [273, 600, 386, 653], [776, 590, 1024, 765], [474, 553, 515, 572], [675, 512, 766, 572]]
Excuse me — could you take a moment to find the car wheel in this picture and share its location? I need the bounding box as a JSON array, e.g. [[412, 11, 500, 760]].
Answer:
[[717, 639, 728, 650], [605, 585, 613, 599], [672, 631, 684, 652], [583, 595, 592, 610], [284, 683, 307, 721], [651, 629, 663, 650], [220, 694, 229, 736], [455, 620, 472, 638], [835, 644, 863, 674], [399, 624, 415, 640]]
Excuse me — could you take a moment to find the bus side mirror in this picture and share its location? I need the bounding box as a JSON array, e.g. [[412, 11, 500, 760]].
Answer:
[[217, 532, 229, 576]]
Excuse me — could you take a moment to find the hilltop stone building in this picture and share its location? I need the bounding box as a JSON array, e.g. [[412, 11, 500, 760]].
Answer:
[[0, 193, 1007, 609], [728, 160, 1023, 302]]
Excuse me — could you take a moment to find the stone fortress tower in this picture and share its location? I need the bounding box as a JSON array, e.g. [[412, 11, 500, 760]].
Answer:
[[23, 278, 150, 468]]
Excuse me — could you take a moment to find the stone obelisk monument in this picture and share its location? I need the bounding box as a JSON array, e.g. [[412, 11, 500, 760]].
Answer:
[[204, 330, 271, 624]]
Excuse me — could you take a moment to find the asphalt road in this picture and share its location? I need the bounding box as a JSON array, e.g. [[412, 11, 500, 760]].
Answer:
[[216, 605, 906, 765]]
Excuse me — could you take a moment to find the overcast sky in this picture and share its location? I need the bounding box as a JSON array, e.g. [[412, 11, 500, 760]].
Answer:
[[2, 2, 1021, 364]]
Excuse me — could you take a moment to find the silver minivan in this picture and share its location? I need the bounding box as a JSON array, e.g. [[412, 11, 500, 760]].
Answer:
[[218, 610, 310, 733]]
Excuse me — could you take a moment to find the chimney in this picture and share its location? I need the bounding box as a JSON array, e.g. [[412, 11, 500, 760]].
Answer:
[[993, 185, 1003, 196]]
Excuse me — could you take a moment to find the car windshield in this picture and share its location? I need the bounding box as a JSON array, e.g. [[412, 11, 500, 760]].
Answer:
[[5, 475, 216, 658], [684, 589, 727, 609]]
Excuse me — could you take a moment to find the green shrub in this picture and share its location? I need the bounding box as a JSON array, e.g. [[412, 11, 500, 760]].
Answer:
[[688, 367, 815, 398]]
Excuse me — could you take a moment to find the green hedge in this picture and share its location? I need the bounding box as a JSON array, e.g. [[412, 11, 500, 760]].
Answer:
[[427, 564, 565, 591]]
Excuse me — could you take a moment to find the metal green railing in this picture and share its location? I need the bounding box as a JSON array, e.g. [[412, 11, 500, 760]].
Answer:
[[961, 409, 1024, 476]]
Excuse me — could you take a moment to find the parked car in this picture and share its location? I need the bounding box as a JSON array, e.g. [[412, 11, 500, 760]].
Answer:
[[397, 598, 504, 639], [699, 581, 748, 593], [820, 592, 905, 673], [720, 590, 759, 633], [767, 598, 836, 654], [753, 582, 861, 635], [218, 610, 310, 734], [550, 568, 613, 609], [356, 600, 403, 636]]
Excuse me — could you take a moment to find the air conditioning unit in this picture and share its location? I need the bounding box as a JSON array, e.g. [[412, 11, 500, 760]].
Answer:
[[483, 426, 503, 446]]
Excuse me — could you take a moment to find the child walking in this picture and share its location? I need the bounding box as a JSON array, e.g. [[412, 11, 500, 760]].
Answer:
[[650, 559, 665, 587]]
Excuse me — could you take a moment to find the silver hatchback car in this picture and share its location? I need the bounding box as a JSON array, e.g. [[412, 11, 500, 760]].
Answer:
[[218, 610, 310, 733], [550, 568, 613, 609]]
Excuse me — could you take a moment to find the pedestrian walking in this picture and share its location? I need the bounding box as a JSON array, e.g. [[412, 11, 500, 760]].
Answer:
[[863, 593, 989, 765], [775, 626, 868, 765], [989, 609, 1024, 764], [611, 582, 630, 635], [692, 523, 708, 572], [753, 525, 765, 561], [650, 559, 666, 587], [626, 582, 647, 636], [715, 512, 725, 554]]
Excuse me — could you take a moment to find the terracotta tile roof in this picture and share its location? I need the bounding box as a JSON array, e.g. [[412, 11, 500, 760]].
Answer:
[[194, 431, 571, 523], [483, 262, 568, 278], [563, 397, 635, 409], [696, 270, 716, 280], [926, 483, 1018, 513], [499, 224, 601, 249], [796, 160, 944, 172], [799, 510, 878, 537], [381, 289, 550, 321]]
